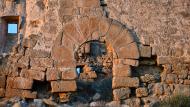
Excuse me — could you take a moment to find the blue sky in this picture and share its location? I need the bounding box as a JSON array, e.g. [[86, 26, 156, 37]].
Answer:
[[8, 24, 17, 33]]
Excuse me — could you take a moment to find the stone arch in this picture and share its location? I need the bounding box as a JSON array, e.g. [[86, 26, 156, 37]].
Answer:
[[52, 16, 139, 64], [52, 16, 140, 100]]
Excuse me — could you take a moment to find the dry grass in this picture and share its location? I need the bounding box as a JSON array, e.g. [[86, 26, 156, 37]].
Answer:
[[160, 94, 190, 107]]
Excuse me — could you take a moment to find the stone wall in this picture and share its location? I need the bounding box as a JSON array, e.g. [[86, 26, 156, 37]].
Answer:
[[0, 0, 190, 106]]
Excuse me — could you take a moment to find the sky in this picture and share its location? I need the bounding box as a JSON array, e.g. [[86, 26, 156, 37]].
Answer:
[[8, 24, 17, 33]]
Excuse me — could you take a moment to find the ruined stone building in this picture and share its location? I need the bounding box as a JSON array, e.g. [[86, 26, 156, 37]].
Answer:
[[0, 0, 190, 106]]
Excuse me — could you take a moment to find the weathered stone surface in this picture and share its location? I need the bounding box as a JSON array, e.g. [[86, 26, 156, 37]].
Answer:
[[113, 29, 134, 48], [51, 80, 77, 92], [123, 98, 141, 107], [140, 74, 157, 83], [30, 66, 46, 72], [106, 101, 120, 107], [22, 35, 39, 48], [106, 20, 123, 43], [59, 93, 70, 103], [153, 83, 164, 95], [26, 49, 50, 58], [76, 0, 100, 7], [54, 60, 76, 68], [113, 64, 131, 77], [136, 87, 148, 97], [12, 77, 33, 89], [99, 18, 112, 36], [113, 88, 131, 100], [116, 42, 140, 59], [22, 91, 37, 99], [21, 69, 45, 81], [139, 45, 152, 58], [166, 74, 178, 84], [52, 46, 74, 64], [30, 58, 53, 68], [17, 56, 29, 67], [0, 76, 6, 88], [80, 71, 97, 79], [46, 68, 61, 81], [114, 59, 139, 67], [112, 77, 139, 88], [141, 97, 160, 106], [62, 68, 77, 80], [0, 88, 5, 97], [184, 80, 190, 85], [157, 56, 170, 65], [5, 89, 37, 98], [174, 84, 190, 96]]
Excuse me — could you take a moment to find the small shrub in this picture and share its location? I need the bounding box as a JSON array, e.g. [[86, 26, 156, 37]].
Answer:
[[160, 94, 190, 107]]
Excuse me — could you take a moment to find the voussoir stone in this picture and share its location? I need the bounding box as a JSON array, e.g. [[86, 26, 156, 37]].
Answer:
[[116, 42, 140, 59]]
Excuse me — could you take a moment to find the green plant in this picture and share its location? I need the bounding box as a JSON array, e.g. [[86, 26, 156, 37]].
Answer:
[[160, 94, 190, 107]]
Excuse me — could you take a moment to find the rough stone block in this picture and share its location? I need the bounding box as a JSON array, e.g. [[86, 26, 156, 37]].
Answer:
[[166, 74, 177, 84], [28, 49, 50, 58], [139, 45, 152, 57], [12, 77, 33, 89], [22, 91, 37, 99], [112, 77, 139, 88], [106, 20, 123, 43], [17, 56, 29, 67], [123, 98, 141, 107], [99, 18, 112, 36], [22, 35, 38, 48], [59, 93, 70, 103], [117, 42, 140, 59], [113, 64, 131, 77], [136, 87, 148, 97], [0, 76, 6, 88], [31, 66, 46, 72], [62, 68, 77, 80], [153, 83, 164, 95], [76, 0, 100, 7], [157, 56, 170, 65], [113, 29, 134, 48], [0, 88, 5, 97], [87, 71, 97, 79], [54, 60, 76, 68], [106, 101, 120, 107], [21, 69, 45, 81], [174, 84, 190, 96], [59, 0, 75, 8], [51, 80, 77, 92], [30, 58, 53, 68], [88, 17, 100, 34], [46, 68, 61, 81], [5, 89, 37, 98], [184, 80, 190, 85], [122, 59, 139, 67], [113, 88, 131, 100]]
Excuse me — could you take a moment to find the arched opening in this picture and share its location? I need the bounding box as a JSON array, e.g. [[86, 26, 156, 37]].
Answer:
[[73, 40, 113, 102]]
